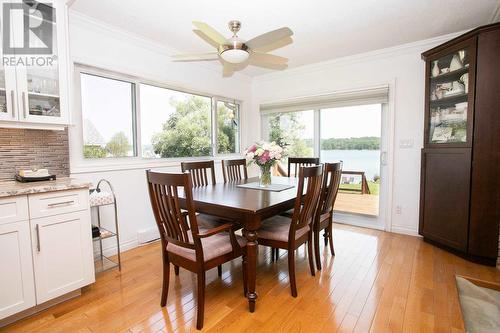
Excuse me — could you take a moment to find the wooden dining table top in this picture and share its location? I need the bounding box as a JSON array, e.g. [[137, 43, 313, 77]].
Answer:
[[179, 176, 299, 217]]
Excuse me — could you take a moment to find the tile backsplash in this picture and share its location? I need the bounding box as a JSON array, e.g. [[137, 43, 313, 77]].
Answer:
[[0, 128, 69, 181]]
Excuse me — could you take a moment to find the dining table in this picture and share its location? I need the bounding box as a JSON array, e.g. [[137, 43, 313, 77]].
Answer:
[[178, 176, 298, 312]]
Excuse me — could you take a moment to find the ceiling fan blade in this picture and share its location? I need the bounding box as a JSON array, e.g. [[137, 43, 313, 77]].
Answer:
[[193, 30, 220, 49], [171, 52, 219, 61], [248, 57, 288, 70], [192, 21, 227, 45], [252, 36, 293, 53], [246, 27, 293, 49], [250, 52, 288, 65]]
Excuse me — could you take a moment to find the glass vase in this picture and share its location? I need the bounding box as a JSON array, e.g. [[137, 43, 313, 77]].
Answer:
[[259, 165, 272, 187]]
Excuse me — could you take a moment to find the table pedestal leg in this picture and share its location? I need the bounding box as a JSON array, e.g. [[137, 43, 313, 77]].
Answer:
[[244, 228, 258, 312]]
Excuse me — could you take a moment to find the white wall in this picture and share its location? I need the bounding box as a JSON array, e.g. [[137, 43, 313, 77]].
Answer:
[[67, 9, 465, 250], [67, 12, 253, 253], [251, 32, 462, 236]]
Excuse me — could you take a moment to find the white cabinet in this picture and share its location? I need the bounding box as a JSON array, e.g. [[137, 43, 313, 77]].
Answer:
[[0, 189, 95, 320], [0, 0, 70, 129], [31, 210, 94, 303], [0, 220, 36, 319]]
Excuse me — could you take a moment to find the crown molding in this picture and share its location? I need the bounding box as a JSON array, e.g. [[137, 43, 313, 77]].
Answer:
[[253, 30, 466, 83], [68, 10, 253, 83]]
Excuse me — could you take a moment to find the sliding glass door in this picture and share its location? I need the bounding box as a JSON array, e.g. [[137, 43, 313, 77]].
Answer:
[[320, 104, 382, 218]]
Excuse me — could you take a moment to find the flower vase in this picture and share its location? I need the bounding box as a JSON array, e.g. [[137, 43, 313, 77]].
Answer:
[[259, 166, 272, 188]]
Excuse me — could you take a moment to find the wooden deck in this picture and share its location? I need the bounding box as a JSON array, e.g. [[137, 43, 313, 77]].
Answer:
[[3, 223, 499, 333], [335, 192, 379, 216]]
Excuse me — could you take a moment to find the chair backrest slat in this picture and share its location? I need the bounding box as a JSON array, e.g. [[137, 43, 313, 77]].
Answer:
[[288, 157, 320, 178], [181, 161, 216, 187], [289, 165, 324, 238], [147, 171, 202, 255], [222, 159, 248, 183], [318, 162, 343, 217]]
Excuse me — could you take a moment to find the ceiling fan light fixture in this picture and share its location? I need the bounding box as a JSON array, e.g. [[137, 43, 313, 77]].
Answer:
[[220, 49, 249, 64]]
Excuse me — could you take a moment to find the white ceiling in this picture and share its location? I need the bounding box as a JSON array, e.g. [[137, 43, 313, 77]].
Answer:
[[71, 0, 500, 77]]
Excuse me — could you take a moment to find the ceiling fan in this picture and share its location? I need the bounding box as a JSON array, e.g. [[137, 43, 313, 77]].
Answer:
[[172, 20, 294, 76]]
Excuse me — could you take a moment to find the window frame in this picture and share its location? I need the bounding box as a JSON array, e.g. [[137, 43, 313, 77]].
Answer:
[[73, 64, 242, 169]]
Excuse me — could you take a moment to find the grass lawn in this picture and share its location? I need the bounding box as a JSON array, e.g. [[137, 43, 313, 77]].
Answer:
[[339, 181, 379, 195]]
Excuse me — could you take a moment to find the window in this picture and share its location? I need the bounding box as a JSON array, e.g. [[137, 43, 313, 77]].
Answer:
[[217, 100, 240, 154], [140, 84, 212, 158], [264, 110, 315, 159], [80, 73, 136, 158], [77, 67, 241, 160]]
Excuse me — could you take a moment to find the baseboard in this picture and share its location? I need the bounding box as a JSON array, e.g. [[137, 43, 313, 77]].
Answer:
[[390, 225, 420, 236], [101, 238, 139, 257]]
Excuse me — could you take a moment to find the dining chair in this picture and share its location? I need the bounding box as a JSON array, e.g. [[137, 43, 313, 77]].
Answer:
[[181, 160, 217, 187], [287, 157, 320, 177], [314, 162, 342, 270], [257, 165, 323, 297], [221, 158, 248, 183], [180, 160, 234, 277], [146, 170, 247, 330]]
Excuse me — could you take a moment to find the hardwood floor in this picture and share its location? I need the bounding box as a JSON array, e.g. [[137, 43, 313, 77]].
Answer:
[[2, 224, 499, 333]]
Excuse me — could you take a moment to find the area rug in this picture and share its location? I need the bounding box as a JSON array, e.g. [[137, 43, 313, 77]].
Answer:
[[456, 276, 500, 333]]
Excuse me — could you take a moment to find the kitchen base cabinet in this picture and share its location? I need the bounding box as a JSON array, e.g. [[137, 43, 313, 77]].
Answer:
[[32, 210, 95, 304], [0, 220, 36, 319], [0, 185, 95, 323]]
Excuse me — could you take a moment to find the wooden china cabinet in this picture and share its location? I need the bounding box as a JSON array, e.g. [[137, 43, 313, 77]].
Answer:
[[419, 23, 500, 266]]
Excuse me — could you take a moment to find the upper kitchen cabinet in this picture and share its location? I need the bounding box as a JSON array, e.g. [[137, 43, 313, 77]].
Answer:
[[0, 0, 69, 129]]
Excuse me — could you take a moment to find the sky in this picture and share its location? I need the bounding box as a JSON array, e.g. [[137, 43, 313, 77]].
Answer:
[[294, 103, 382, 139]]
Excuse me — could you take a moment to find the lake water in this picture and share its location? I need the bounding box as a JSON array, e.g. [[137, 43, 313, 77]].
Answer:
[[321, 150, 380, 181]]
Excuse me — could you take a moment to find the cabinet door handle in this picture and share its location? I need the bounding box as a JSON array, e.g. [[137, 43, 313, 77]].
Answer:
[[10, 90, 15, 118], [22, 92, 27, 118], [47, 200, 74, 207], [36, 224, 41, 252]]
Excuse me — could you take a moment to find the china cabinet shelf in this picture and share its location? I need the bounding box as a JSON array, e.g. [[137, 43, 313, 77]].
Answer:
[[430, 67, 468, 83], [28, 92, 60, 99], [430, 93, 468, 107]]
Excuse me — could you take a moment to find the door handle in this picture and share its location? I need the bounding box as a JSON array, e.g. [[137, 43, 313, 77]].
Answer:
[[381, 151, 388, 166], [35, 224, 41, 252], [10, 90, 15, 118], [22, 92, 27, 118]]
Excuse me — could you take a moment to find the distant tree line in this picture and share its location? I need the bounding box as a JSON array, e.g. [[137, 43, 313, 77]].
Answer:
[[321, 136, 380, 150]]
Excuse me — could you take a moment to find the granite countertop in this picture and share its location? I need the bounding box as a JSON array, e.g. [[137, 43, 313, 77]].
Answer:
[[0, 178, 92, 198]]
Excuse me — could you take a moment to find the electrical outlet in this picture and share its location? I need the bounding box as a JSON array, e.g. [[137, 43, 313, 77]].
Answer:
[[395, 205, 402, 214]]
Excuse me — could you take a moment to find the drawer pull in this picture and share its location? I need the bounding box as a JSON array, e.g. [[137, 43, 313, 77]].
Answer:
[[47, 200, 74, 208], [36, 224, 41, 252]]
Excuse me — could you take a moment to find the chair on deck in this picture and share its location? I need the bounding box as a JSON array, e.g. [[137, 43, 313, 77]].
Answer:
[[146, 170, 247, 330], [314, 162, 342, 270], [257, 165, 323, 297], [221, 158, 248, 183]]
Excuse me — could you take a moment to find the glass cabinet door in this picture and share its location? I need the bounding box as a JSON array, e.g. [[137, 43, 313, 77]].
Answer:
[[16, 1, 65, 124], [427, 41, 474, 145]]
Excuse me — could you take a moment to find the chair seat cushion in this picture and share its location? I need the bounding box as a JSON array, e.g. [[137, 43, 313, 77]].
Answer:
[[257, 215, 309, 242], [166, 230, 246, 262]]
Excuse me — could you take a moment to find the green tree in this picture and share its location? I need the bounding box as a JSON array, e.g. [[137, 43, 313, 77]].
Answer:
[[152, 96, 212, 158], [217, 102, 238, 154], [106, 132, 131, 157], [268, 113, 312, 157], [83, 145, 107, 158]]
